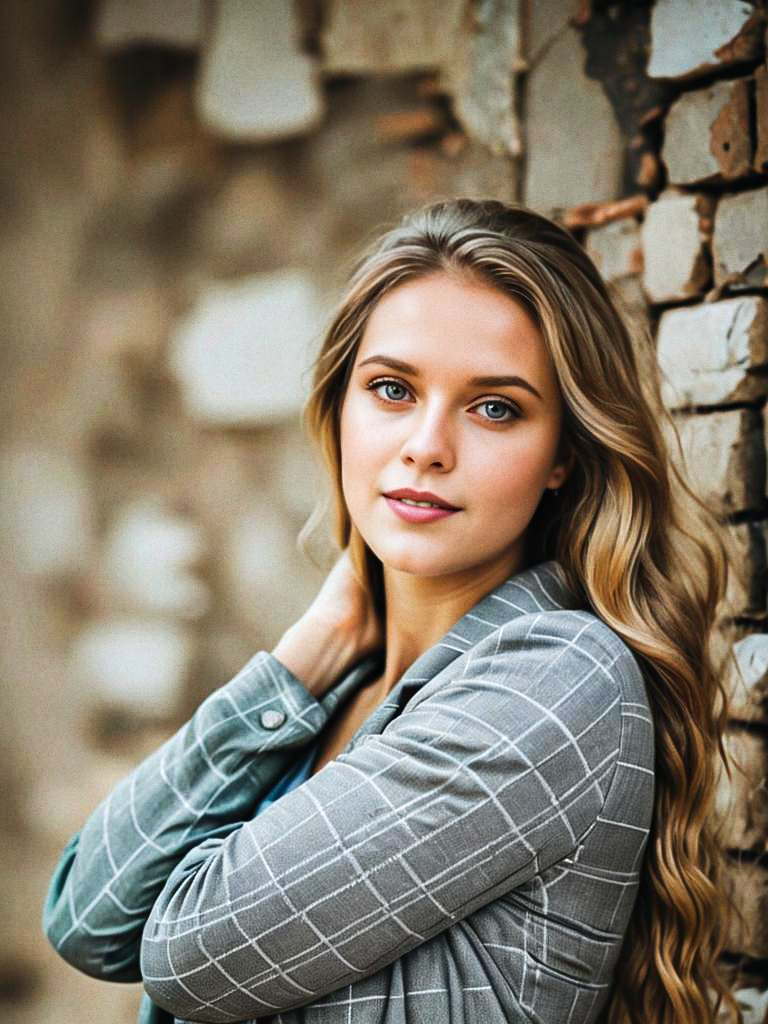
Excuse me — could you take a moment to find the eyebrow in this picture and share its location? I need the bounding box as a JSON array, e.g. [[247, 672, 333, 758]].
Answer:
[[356, 354, 544, 401]]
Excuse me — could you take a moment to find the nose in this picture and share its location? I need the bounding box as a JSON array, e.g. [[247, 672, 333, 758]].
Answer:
[[399, 404, 456, 473]]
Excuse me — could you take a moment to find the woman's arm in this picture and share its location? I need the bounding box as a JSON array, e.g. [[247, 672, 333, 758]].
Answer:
[[140, 612, 634, 1023], [43, 553, 383, 982], [43, 652, 337, 981]]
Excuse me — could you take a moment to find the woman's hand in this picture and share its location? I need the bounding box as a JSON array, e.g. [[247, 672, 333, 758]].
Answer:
[[271, 550, 383, 698]]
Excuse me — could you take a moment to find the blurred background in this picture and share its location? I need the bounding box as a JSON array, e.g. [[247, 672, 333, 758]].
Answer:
[[2, 1, 768, 1021]]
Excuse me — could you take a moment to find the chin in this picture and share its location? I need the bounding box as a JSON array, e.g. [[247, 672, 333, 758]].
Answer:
[[370, 540, 470, 579]]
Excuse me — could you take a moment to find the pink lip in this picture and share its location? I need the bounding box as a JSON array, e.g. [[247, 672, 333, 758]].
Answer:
[[384, 496, 459, 524], [383, 488, 460, 510]]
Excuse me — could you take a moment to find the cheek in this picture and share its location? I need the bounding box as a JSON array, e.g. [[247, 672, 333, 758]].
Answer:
[[339, 395, 376, 506], [338, 407, 356, 502], [472, 428, 558, 507]]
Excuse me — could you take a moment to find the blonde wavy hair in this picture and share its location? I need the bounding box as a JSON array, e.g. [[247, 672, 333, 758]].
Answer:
[[304, 198, 737, 1024]]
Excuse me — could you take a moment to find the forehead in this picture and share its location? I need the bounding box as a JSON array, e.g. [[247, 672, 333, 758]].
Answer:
[[357, 272, 556, 384]]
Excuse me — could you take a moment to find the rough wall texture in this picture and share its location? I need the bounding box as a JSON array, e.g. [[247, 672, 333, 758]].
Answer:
[[2, 1, 767, 1021]]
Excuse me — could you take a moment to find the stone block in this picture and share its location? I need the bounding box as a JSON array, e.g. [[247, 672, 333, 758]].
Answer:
[[72, 618, 194, 716], [198, 0, 323, 140], [99, 500, 208, 620], [672, 408, 764, 514], [713, 189, 768, 289], [524, 22, 622, 211], [585, 218, 642, 282], [724, 522, 767, 616], [641, 191, 714, 302], [711, 78, 754, 180], [321, 0, 464, 73], [169, 270, 323, 426], [726, 634, 768, 725], [756, 65, 768, 173], [730, 988, 768, 1024], [715, 731, 768, 851], [663, 80, 753, 185], [96, 0, 204, 49], [0, 446, 92, 578], [444, 0, 522, 157], [648, 0, 760, 80], [657, 297, 768, 409], [726, 859, 768, 958]]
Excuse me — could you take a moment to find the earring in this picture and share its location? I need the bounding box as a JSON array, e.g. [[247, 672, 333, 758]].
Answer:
[[552, 488, 559, 498]]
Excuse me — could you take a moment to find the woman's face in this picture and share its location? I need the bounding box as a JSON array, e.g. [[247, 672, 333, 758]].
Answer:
[[339, 272, 570, 586]]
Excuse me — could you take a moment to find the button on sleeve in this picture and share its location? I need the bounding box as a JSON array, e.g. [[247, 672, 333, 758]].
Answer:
[[260, 708, 286, 730]]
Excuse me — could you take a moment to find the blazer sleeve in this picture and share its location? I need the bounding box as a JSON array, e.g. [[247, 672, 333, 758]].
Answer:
[[140, 612, 626, 1022], [43, 651, 345, 982]]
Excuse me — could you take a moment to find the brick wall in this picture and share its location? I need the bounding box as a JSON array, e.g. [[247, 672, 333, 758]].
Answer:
[[2, 1, 766, 1021]]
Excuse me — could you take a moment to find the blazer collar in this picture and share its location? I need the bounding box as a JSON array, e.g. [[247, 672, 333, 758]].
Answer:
[[322, 559, 580, 744]]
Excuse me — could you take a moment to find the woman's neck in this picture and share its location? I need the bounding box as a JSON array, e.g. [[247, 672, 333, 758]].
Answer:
[[378, 557, 523, 693]]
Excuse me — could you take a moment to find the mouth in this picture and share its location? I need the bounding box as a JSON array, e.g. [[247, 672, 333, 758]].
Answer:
[[382, 489, 461, 511]]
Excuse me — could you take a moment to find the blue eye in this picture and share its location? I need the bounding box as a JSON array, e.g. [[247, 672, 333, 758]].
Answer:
[[382, 382, 407, 401], [367, 379, 411, 403], [477, 400, 517, 422]]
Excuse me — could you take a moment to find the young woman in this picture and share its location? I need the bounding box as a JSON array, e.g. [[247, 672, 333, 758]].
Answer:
[[44, 199, 735, 1024]]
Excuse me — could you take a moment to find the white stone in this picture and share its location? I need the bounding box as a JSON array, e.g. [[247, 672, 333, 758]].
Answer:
[[523, 24, 622, 210], [662, 82, 736, 185], [198, 0, 323, 140], [446, 0, 522, 157], [673, 409, 761, 512], [713, 189, 768, 287], [100, 500, 208, 620], [73, 618, 193, 715], [733, 635, 768, 699], [648, 0, 754, 79], [169, 270, 323, 426], [641, 192, 709, 302], [96, 0, 204, 49], [322, 0, 464, 74], [657, 297, 768, 408], [734, 988, 768, 1024], [586, 218, 642, 282], [0, 446, 92, 578]]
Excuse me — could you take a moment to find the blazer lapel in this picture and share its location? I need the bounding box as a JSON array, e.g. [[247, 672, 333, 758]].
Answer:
[[340, 560, 579, 748]]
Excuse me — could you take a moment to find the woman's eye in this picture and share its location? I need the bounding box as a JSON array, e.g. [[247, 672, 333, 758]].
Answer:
[[369, 380, 410, 403], [475, 399, 518, 422]]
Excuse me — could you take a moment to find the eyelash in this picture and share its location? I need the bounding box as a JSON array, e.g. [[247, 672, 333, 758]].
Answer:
[[365, 377, 521, 423]]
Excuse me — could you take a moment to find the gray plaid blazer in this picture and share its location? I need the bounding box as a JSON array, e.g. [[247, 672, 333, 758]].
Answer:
[[44, 560, 655, 1024]]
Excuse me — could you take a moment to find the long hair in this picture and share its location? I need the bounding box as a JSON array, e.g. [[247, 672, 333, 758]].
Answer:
[[304, 198, 736, 1023]]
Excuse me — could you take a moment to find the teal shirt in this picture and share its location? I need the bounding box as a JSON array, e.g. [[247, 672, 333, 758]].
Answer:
[[52, 730, 325, 1024]]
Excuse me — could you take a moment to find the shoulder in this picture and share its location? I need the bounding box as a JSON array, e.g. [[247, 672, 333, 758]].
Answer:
[[405, 606, 652, 777], [459, 607, 647, 707], [408, 608, 638, 752]]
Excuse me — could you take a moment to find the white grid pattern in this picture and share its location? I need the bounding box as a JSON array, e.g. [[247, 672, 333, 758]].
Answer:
[[44, 561, 654, 1024]]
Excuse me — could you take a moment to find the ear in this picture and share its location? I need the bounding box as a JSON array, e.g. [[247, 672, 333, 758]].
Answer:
[[544, 447, 574, 492]]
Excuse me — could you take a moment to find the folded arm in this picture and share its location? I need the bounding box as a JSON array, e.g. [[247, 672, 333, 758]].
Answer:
[[140, 614, 625, 1022], [43, 651, 344, 981]]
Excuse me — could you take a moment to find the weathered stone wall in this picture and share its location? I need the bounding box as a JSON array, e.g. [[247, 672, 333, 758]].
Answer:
[[2, 1, 767, 1021]]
